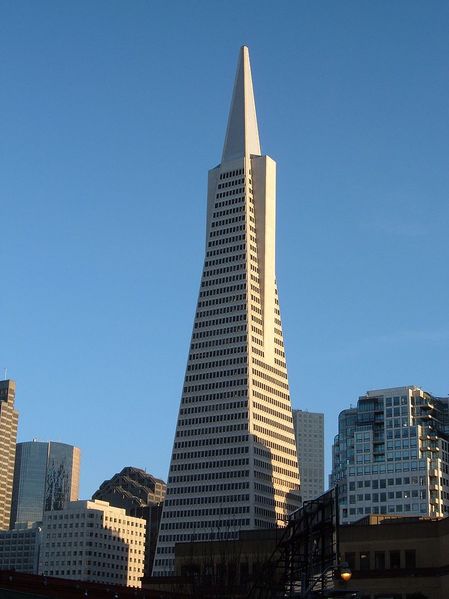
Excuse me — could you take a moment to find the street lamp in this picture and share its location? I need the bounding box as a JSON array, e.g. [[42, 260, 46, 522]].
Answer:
[[301, 562, 353, 598], [333, 562, 352, 583]]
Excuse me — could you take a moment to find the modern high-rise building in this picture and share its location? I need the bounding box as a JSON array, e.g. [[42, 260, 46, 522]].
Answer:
[[93, 466, 166, 577], [38, 499, 146, 587], [0, 379, 19, 530], [292, 410, 324, 502], [10, 440, 80, 527], [330, 386, 449, 525], [153, 47, 301, 576]]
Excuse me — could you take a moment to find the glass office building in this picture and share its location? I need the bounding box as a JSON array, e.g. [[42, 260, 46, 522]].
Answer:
[[10, 441, 80, 527], [330, 386, 449, 524]]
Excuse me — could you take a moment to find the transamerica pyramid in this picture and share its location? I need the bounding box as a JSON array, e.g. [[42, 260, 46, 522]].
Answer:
[[152, 46, 301, 576]]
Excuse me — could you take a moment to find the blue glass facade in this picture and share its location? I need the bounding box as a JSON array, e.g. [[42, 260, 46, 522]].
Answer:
[[10, 441, 80, 527], [330, 386, 449, 524]]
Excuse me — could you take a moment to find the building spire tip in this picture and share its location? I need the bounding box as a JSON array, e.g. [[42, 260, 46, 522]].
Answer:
[[221, 46, 261, 163]]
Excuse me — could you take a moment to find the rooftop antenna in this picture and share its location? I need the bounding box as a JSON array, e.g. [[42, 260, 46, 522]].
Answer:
[[3, 368, 7, 380]]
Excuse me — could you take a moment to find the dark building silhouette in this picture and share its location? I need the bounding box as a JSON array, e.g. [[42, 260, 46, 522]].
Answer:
[[92, 467, 166, 578]]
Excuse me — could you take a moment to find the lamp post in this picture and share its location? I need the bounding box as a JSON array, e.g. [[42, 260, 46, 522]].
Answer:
[[335, 562, 352, 584], [301, 562, 352, 598]]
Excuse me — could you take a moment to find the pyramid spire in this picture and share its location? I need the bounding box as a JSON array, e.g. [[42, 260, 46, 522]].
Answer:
[[221, 46, 261, 162]]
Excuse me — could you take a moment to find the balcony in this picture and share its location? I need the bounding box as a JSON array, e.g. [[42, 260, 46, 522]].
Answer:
[[420, 433, 438, 441], [414, 413, 432, 420], [421, 446, 439, 453]]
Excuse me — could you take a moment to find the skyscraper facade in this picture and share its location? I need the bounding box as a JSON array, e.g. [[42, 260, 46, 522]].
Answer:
[[330, 386, 449, 525], [0, 379, 19, 530], [153, 47, 301, 576], [10, 440, 80, 527], [292, 410, 324, 502]]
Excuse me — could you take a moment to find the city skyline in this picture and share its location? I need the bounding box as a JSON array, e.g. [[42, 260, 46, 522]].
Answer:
[[1, 2, 448, 498]]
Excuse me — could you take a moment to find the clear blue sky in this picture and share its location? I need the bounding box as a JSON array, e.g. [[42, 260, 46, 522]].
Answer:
[[1, 1, 448, 498]]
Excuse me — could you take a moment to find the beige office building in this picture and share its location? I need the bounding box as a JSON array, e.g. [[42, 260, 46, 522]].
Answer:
[[0, 379, 19, 530], [39, 499, 146, 587], [153, 47, 301, 576]]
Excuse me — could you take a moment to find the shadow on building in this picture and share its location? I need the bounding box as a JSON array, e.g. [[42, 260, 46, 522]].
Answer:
[[92, 466, 166, 579], [340, 514, 449, 599]]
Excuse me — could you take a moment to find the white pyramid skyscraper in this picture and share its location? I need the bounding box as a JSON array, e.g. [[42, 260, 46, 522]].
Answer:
[[153, 47, 301, 576]]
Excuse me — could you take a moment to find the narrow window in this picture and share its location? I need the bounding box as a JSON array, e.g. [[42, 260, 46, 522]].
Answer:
[[389, 550, 401, 569]]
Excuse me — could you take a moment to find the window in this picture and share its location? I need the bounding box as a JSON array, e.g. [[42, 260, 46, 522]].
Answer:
[[405, 549, 416, 569], [359, 552, 370, 570], [389, 550, 400, 569], [374, 551, 385, 569]]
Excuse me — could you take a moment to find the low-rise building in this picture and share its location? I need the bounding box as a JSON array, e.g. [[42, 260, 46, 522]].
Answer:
[[340, 514, 449, 599], [146, 515, 449, 599], [38, 499, 146, 587], [144, 528, 281, 597], [0, 521, 42, 573]]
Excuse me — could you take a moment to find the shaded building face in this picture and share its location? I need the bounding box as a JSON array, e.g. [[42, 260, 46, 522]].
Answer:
[[10, 441, 80, 527], [11, 442, 48, 525], [0, 523, 42, 573], [92, 466, 166, 579], [293, 410, 324, 502]]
